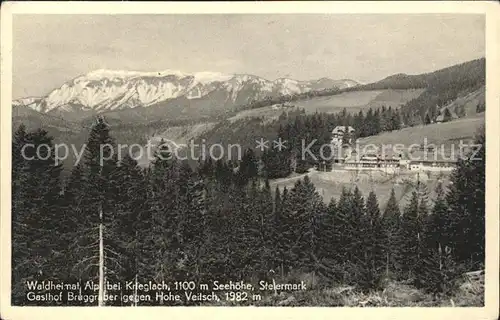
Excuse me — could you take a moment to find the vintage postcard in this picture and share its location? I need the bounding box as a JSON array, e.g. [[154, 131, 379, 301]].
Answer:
[[1, 1, 499, 320]]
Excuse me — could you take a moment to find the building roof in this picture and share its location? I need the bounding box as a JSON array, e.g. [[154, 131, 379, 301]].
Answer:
[[361, 154, 378, 160], [408, 150, 458, 163], [435, 107, 458, 122], [332, 126, 355, 134]]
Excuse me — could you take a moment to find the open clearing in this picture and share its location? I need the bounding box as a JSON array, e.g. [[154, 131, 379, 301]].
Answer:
[[295, 88, 425, 113], [358, 113, 485, 148], [270, 168, 452, 212], [228, 105, 300, 123], [134, 122, 217, 166], [443, 86, 485, 117], [153, 122, 217, 145]]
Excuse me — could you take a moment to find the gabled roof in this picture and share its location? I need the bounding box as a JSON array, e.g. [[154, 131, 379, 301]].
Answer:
[[408, 150, 458, 162], [332, 126, 355, 134], [435, 108, 458, 122]]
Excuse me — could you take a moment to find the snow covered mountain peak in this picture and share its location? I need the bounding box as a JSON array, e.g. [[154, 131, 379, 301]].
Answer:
[[13, 69, 360, 116], [192, 71, 233, 84], [83, 69, 189, 81], [81, 69, 234, 83]]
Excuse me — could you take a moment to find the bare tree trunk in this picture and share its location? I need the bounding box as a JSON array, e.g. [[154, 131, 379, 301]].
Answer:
[[134, 230, 139, 306], [133, 273, 138, 307], [98, 206, 106, 306], [312, 271, 315, 290], [272, 277, 278, 296], [386, 252, 389, 277], [438, 243, 443, 270]]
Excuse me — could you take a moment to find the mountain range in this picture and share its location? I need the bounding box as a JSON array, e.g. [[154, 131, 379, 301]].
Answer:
[[12, 58, 485, 129], [13, 69, 359, 120]]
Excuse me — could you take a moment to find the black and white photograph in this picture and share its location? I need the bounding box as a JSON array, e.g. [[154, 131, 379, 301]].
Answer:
[[1, 2, 499, 316]]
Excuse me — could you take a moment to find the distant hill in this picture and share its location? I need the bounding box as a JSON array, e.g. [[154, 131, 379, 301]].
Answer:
[[12, 105, 81, 135], [354, 58, 485, 92], [352, 58, 485, 125]]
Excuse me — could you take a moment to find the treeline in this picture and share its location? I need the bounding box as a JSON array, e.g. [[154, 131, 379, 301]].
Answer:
[[235, 87, 344, 112], [12, 120, 485, 306]]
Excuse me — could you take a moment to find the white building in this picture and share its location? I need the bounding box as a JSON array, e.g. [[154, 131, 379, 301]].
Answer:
[[407, 150, 457, 172], [409, 160, 456, 172], [331, 126, 355, 146]]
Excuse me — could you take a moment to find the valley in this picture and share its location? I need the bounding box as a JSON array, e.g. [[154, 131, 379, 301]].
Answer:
[[358, 113, 484, 148]]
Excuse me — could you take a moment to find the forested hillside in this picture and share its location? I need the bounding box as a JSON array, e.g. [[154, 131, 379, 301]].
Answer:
[[12, 119, 485, 306], [334, 58, 485, 126], [234, 58, 485, 127]]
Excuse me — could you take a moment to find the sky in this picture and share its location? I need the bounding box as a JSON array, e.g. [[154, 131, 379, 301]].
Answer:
[[12, 14, 485, 99]]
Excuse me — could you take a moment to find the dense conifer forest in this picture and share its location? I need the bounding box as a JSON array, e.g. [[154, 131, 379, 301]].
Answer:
[[11, 115, 485, 305]]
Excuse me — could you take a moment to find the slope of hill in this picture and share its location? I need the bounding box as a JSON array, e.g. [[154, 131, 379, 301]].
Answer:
[[393, 59, 485, 124], [357, 113, 485, 148], [12, 105, 82, 135], [438, 85, 485, 119], [294, 88, 425, 114], [354, 58, 485, 92]]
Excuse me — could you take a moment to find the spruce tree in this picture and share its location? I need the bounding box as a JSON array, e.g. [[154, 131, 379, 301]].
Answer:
[[106, 154, 147, 305], [332, 187, 359, 283], [414, 183, 458, 294], [315, 198, 340, 284], [284, 176, 325, 281], [382, 188, 403, 278], [334, 188, 353, 266], [424, 183, 447, 250], [12, 128, 64, 305], [445, 129, 485, 267], [11, 125, 28, 303], [286, 177, 324, 270], [60, 164, 88, 304], [70, 117, 120, 306], [373, 109, 382, 134], [349, 186, 366, 264], [175, 163, 207, 286], [276, 186, 292, 277], [262, 148, 292, 179], [359, 191, 385, 289], [390, 109, 402, 130], [237, 148, 258, 185], [443, 108, 453, 122], [400, 191, 421, 279], [425, 113, 432, 125]]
